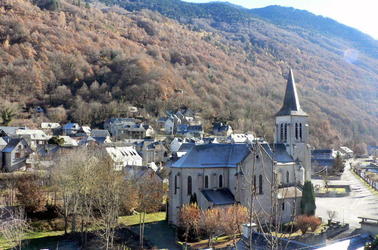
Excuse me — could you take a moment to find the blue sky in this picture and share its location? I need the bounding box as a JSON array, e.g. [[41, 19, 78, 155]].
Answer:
[[184, 0, 378, 39]]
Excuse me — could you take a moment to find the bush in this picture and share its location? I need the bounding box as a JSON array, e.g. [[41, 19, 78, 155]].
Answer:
[[295, 215, 321, 234]]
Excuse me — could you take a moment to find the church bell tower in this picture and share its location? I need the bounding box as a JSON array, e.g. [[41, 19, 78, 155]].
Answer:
[[274, 69, 311, 180]]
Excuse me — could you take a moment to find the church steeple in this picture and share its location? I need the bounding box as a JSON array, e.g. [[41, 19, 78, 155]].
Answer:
[[276, 69, 307, 117]]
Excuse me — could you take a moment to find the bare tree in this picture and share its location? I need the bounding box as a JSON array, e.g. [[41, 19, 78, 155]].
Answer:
[[92, 156, 124, 250], [136, 172, 165, 248], [0, 207, 30, 250]]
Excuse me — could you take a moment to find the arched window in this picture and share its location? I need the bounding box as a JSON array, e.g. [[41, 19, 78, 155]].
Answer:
[[219, 175, 223, 188], [253, 175, 256, 193], [259, 175, 263, 194], [284, 124, 288, 142], [286, 171, 290, 183], [280, 124, 284, 142], [174, 175, 178, 194], [187, 176, 192, 195], [295, 123, 298, 140], [205, 175, 209, 189], [299, 123, 303, 140]]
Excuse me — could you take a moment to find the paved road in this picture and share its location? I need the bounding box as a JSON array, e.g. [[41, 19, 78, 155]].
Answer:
[[314, 159, 378, 228]]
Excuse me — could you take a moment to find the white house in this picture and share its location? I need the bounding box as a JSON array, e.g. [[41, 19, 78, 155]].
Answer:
[[105, 146, 142, 171]]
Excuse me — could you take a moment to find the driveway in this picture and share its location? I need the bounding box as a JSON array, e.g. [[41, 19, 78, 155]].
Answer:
[[313, 159, 378, 228]]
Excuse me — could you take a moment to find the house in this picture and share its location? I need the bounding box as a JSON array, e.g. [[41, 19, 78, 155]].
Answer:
[[41, 122, 60, 130], [105, 146, 142, 171], [15, 129, 51, 150], [168, 69, 310, 226], [113, 123, 154, 140], [75, 126, 91, 137], [62, 122, 80, 135], [0, 126, 27, 137], [0, 138, 32, 172], [104, 118, 138, 136], [58, 136, 79, 147], [228, 133, 255, 143], [368, 145, 378, 157], [160, 107, 202, 135], [140, 141, 169, 165], [176, 124, 204, 138], [311, 149, 336, 174], [339, 146, 353, 158], [124, 165, 162, 183], [212, 122, 233, 136]]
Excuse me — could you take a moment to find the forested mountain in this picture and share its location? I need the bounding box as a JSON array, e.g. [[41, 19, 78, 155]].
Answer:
[[0, 0, 377, 149]]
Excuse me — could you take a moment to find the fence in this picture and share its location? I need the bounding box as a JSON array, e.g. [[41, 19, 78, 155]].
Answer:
[[353, 168, 378, 191]]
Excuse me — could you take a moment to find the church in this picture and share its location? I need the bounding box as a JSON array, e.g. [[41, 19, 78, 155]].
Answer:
[[168, 69, 312, 225]]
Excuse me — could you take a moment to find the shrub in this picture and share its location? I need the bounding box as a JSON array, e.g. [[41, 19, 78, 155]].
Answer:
[[295, 215, 322, 234]]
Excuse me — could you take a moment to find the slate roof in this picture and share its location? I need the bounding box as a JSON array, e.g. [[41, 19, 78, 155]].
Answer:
[[2, 138, 23, 153], [201, 188, 235, 205], [91, 129, 110, 138], [261, 143, 294, 163], [276, 69, 307, 117], [62, 122, 80, 130], [0, 126, 26, 136], [172, 143, 250, 168]]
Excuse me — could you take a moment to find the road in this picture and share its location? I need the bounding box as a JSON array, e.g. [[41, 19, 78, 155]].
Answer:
[[313, 159, 378, 228]]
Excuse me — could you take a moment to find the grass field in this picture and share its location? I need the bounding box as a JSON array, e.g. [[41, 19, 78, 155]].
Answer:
[[0, 212, 166, 249]]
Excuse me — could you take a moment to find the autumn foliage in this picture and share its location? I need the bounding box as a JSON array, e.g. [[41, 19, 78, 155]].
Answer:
[[0, 0, 377, 146]]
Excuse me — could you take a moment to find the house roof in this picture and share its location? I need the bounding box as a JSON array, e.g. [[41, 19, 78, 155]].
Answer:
[[105, 146, 142, 163], [0, 126, 27, 136], [62, 122, 80, 130], [41, 122, 60, 129], [312, 159, 335, 167], [201, 188, 235, 205], [16, 129, 50, 141], [91, 129, 110, 138], [261, 143, 294, 163], [172, 143, 250, 168], [2, 138, 24, 153], [276, 69, 307, 117]]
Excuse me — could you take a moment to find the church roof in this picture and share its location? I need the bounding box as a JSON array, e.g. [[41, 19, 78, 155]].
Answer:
[[261, 143, 295, 163], [171, 143, 250, 168], [276, 69, 307, 117]]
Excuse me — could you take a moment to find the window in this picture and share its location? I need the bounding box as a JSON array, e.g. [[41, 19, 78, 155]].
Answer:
[[259, 175, 263, 194], [295, 123, 298, 139], [219, 175, 223, 188], [187, 176, 192, 195], [253, 175, 256, 193], [15, 152, 21, 159], [282, 202, 285, 211], [205, 175, 209, 189], [280, 124, 284, 141], [284, 124, 288, 142], [299, 123, 303, 140], [174, 175, 178, 195], [286, 171, 290, 183]]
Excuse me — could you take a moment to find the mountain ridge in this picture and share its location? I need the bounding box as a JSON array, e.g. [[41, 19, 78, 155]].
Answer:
[[0, 0, 377, 149]]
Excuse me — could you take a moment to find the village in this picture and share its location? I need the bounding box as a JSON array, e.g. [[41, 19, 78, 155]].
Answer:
[[0, 70, 378, 249]]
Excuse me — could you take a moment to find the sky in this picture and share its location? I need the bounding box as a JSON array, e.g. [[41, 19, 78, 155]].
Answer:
[[184, 0, 378, 40]]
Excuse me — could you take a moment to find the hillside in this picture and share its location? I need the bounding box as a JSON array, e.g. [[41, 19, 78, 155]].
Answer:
[[0, 0, 377, 149]]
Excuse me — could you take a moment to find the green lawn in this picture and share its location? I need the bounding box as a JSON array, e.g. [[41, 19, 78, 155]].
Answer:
[[118, 212, 166, 226], [0, 212, 166, 249], [317, 187, 347, 194]]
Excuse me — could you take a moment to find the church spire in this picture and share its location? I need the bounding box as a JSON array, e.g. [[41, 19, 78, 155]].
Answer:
[[276, 69, 307, 116]]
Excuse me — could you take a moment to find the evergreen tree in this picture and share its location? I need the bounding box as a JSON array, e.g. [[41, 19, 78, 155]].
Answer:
[[333, 152, 345, 173], [189, 193, 197, 205], [300, 181, 316, 216]]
